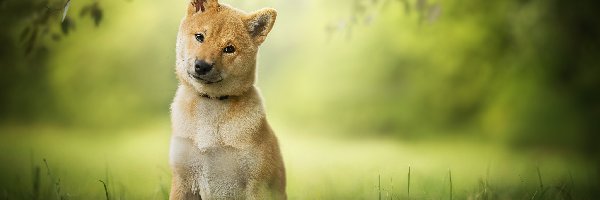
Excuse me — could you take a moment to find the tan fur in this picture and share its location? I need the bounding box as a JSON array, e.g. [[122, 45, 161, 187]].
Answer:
[[169, 0, 285, 199]]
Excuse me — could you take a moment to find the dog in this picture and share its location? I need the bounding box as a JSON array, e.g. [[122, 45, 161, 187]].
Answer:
[[169, 0, 285, 199]]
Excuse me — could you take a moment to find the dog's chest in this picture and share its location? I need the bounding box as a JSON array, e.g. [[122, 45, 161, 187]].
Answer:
[[170, 136, 254, 198], [171, 98, 261, 148], [170, 97, 264, 197], [188, 100, 228, 148]]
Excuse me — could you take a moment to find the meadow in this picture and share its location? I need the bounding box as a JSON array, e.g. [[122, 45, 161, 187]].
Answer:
[[0, 120, 596, 199]]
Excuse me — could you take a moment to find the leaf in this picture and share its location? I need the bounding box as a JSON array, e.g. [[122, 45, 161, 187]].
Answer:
[[25, 29, 38, 55], [52, 33, 62, 41], [61, 16, 75, 35], [20, 26, 31, 42], [80, 5, 90, 17], [62, 0, 71, 22], [91, 3, 103, 26]]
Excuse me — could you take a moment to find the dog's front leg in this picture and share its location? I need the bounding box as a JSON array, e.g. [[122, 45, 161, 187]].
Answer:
[[245, 180, 266, 200], [245, 180, 286, 200], [170, 172, 201, 200]]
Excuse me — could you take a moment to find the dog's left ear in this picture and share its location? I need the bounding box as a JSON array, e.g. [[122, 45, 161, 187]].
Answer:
[[245, 8, 277, 45], [188, 0, 219, 15]]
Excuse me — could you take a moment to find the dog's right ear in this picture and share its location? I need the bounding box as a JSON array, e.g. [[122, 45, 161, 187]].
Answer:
[[187, 0, 219, 15]]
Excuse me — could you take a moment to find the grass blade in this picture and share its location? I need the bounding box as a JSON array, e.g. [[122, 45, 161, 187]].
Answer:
[[378, 174, 381, 200], [448, 168, 453, 200], [536, 164, 544, 190], [32, 166, 40, 200], [407, 166, 411, 200], [99, 180, 110, 200]]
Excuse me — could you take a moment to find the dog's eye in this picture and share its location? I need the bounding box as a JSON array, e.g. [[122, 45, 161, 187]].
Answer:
[[223, 45, 235, 53], [195, 33, 204, 43]]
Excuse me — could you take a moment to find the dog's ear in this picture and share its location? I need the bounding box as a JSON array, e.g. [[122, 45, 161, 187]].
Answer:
[[245, 8, 277, 45], [187, 0, 219, 15]]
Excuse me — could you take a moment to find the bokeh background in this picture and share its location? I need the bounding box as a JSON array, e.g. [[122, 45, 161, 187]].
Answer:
[[1, 0, 599, 199]]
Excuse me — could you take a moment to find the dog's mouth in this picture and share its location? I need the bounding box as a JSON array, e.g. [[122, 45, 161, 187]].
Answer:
[[188, 72, 223, 85]]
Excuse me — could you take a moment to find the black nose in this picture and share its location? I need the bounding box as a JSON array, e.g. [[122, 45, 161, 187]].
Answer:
[[194, 60, 214, 75]]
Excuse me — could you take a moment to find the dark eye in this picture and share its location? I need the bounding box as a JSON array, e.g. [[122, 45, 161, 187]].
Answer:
[[223, 45, 235, 53], [195, 33, 204, 43]]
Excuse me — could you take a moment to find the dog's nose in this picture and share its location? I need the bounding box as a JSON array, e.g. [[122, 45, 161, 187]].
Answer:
[[194, 60, 214, 75]]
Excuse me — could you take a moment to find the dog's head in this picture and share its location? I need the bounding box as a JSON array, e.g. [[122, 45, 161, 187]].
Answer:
[[175, 0, 277, 97]]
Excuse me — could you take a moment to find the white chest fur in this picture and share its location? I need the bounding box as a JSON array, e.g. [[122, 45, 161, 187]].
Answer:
[[169, 86, 265, 197]]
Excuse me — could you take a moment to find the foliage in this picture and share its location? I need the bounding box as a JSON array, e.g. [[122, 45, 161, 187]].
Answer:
[[278, 0, 600, 154], [0, 0, 105, 122]]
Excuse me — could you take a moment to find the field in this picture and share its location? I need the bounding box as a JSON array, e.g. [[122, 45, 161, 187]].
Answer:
[[1, 121, 596, 200]]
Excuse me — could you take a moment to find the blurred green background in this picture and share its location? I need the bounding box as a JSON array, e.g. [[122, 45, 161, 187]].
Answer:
[[1, 0, 599, 199]]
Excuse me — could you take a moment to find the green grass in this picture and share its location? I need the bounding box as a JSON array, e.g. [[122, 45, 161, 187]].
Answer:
[[0, 121, 597, 199]]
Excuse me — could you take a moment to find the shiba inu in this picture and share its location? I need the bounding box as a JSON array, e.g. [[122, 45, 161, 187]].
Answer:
[[169, 0, 285, 199]]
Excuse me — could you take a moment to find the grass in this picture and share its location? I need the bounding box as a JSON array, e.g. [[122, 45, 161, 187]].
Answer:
[[0, 121, 598, 199], [99, 180, 109, 200], [449, 169, 453, 200], [408, 166, 411, 200]]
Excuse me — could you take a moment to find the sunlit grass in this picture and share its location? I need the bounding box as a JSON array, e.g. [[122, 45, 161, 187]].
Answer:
[[0, 121, 595, 199]]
